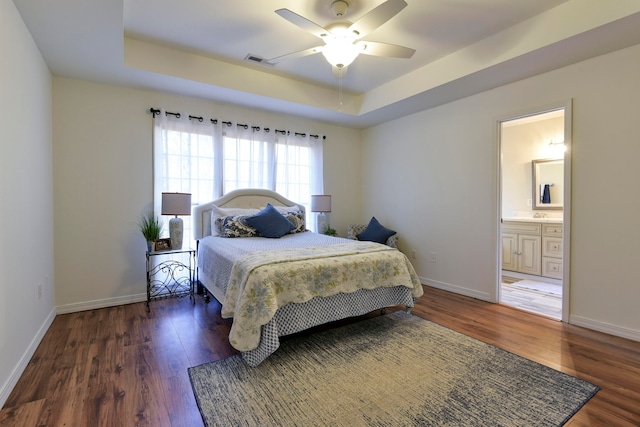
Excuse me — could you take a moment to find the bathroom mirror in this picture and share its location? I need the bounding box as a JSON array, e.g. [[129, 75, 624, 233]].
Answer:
[[532, 158, 563, 210]]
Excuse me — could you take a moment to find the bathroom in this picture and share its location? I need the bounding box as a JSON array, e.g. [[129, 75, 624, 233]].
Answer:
[[500, 109, 566, 319]]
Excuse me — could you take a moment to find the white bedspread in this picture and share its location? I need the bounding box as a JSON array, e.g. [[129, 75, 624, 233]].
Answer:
[[198, 232, 354, 297], [198, 232, 423, 352]]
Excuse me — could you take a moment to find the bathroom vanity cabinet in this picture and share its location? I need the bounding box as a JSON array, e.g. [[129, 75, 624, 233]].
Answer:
[[502, 221, 541, 276], [502, 219, 563, 279], [541, 223, 563, 279]]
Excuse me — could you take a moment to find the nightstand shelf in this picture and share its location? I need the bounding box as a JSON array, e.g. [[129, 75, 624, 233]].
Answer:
[[145, 247, 196, 311]]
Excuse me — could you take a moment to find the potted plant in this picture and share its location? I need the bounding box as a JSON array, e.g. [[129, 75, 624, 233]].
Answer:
[[139, 212, 163, 252], [323, 225, 337, 237]]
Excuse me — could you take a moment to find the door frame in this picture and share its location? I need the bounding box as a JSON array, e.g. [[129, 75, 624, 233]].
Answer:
[[496, 99, 572, 322]]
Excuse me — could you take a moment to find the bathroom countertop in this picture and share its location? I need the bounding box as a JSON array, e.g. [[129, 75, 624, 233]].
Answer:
[[502, 217, 563, 224]]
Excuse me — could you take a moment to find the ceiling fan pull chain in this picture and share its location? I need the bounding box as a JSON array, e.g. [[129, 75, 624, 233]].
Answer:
[[338, 67, 343, 112]]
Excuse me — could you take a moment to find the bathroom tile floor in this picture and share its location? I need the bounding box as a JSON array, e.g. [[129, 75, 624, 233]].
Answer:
[[501, 279, 562, 320]]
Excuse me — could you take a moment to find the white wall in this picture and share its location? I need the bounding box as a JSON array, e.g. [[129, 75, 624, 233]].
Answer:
[[502, 117, 564, 217], [362, 42, 640, 340], [0, 0, 55, 407], [52, 78, 362, 312]]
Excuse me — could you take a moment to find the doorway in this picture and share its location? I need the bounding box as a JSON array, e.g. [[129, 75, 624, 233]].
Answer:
[[498, 102, 572, 321]]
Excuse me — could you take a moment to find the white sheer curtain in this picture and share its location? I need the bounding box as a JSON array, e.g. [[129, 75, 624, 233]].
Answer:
[[222, 124, 276, 193], [153, 111, 220, 246], [153, 110, 325, 239], [275, 132, 324, 229]]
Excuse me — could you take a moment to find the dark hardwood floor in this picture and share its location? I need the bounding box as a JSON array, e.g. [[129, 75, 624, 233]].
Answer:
[[1, 286, 639, 426]]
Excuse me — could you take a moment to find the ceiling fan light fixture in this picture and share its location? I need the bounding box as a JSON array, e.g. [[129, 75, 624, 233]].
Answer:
[[321, 40, 361, 68], [272, 0, 413, 72]]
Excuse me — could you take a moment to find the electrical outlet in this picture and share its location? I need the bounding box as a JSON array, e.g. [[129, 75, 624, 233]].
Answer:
[[429, 252, 437, 263], [411, 250, 417, 260]]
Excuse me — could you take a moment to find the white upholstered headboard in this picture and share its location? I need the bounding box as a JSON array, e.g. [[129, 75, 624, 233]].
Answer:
[[192, 188, 306, 240]]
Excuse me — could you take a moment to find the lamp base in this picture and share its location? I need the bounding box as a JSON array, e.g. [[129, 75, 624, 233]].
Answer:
[[169, 217, 183, 250], [316, 212, 328, 234]]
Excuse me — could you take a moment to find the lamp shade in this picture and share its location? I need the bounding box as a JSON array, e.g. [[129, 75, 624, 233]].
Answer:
[[161, 192, 192, 216], [311, 195, 331, 213]]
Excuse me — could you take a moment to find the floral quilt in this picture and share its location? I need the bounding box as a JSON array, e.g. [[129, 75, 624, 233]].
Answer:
[[222, 242, 423, 351]]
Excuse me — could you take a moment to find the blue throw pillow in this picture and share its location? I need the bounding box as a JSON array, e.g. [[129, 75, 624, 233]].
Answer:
[[357, 217, 396, 244], [246, 204, 295, 238]]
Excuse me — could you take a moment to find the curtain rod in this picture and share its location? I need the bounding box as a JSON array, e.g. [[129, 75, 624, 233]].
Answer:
[[149, 108, 326, 140]]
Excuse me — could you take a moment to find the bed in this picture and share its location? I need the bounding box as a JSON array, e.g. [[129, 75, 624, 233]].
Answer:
[[193, 189, 423, 366]]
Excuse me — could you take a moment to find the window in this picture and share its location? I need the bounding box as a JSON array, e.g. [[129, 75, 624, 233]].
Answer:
[[153, 112, 324, 245], [275, 138, 311, 207]]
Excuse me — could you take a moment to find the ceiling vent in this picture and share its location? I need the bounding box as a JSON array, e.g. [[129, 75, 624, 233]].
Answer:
[[244, 54, 275, 67]]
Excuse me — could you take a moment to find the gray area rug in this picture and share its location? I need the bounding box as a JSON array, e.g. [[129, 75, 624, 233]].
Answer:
[[189, 311, 598, 426]]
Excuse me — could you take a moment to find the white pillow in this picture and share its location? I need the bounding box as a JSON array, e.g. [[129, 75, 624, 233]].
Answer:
[[268, 205, 300, 214], [210, 205, 260, 236]]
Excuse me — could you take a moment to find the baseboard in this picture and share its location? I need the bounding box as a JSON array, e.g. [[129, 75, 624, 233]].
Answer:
[[56, 293, 147, 314], [421, 277, 491, 302], [418, 278, 640, 343], [423, 278, 640, 343], [570, 315, 640, 342], [0, 307, 56, 409]]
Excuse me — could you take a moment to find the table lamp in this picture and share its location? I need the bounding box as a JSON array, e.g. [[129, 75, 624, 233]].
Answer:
[[311, 195, 331, 233], [161, 192, 191, 249]]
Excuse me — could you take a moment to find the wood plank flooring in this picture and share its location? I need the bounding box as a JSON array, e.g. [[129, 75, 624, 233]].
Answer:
[[1, 286, 639, 426]]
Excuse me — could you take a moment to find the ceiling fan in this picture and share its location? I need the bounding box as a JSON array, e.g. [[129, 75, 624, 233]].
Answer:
[[267, 0, 415, 78]]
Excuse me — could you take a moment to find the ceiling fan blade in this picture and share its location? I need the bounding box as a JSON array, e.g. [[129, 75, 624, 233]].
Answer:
[[348, 0, 408, 39], [275, 9, 329, 39], [332, 65, 349, 79], [267, 46, 324, 63], [356, 41, 415, 58]]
